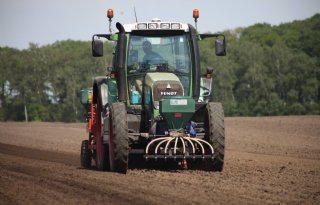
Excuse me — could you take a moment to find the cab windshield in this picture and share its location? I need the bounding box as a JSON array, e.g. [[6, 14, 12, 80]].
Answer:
[[127, 34, 191, 97]]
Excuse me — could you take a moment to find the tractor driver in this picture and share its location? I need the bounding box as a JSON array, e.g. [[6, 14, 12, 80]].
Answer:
[[142, 40, 164, 65]]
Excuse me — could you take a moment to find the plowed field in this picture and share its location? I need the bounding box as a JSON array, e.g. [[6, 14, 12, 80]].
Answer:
[[0, 116, 319, 205]]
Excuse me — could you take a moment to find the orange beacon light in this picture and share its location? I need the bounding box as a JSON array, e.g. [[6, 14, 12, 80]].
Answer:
[[107, 9, 114, 19]]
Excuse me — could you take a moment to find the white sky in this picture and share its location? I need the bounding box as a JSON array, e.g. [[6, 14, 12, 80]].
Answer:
[[1, 0, 319, 49]]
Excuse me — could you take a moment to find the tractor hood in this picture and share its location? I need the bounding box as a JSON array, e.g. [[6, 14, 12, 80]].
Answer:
[[145, 72, 184, 108]]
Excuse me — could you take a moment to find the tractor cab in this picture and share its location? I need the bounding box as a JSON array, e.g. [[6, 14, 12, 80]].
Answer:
[[123, 21, 193, 121], [92, 16, 225, 114], [126, 28, 191, 104]]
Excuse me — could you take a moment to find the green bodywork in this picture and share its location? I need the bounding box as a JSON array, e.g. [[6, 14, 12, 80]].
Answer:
[[110, 34, 118, 41], [160, 96, 195, 130], [80, 88, 92, 105], [144, 72, 184, 119], [106, 79, 118, 105], [144, 73, 182, 87], [80, 78, 117, 106]]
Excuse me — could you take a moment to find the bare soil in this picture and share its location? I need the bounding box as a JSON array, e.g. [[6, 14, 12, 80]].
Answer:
[[0, 116, 319, 205]]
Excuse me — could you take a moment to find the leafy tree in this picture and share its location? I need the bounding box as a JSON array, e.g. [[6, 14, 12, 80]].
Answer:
[[0, 14, 319, 121]]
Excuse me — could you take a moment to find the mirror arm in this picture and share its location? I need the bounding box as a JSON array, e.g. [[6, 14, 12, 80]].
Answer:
[[200, 34, 225, 41], [92, 34, 111, 41]]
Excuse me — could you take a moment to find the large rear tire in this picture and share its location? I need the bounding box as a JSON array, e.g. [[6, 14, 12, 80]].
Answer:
[[109, 102, 129, 174], [80, 140, 91, 168], [206, 102, 225, 171]]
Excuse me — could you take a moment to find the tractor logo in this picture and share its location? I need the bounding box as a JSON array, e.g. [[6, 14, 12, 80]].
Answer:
[[160, 91, 177, 96]]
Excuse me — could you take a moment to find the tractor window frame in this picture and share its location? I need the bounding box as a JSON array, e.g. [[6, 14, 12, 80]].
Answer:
[[126, 33, 192, 105]]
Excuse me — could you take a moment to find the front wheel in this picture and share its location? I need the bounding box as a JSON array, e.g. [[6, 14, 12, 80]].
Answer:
[[80, 140, 91, 168], [108, 102, 129, 174], [206, 102, 225, 171]]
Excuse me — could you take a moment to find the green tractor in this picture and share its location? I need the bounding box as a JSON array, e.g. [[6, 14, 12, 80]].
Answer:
[[80, 9, 226, 173]]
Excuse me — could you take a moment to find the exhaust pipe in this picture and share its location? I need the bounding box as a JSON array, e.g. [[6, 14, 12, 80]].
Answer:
[[116, 22, 127, 102]]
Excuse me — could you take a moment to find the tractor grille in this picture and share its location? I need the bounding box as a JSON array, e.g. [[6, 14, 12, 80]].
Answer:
[[152, 81, 183, 101]]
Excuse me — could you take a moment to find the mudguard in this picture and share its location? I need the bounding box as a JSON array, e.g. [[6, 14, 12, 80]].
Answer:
[[92, 76, 118, 144]]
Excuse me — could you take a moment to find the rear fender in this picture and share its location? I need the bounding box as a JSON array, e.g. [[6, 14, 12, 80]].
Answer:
[[93, 77, 118, 143], [93, 77, 107, 107], [92, 77, 118, 107]]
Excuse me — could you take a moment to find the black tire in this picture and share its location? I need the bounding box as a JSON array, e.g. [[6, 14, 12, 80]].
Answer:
[[80, 140, 91, 168], [109, 102, 129, 174], [206, 102, 225, 171], [96, 144, 108, 171]]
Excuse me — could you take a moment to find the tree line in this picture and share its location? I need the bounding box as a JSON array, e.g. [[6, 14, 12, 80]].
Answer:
[[0, 14, 319, 122], [200, 14, 319, 116]]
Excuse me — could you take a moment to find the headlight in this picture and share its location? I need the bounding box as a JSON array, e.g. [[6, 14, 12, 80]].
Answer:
[[137, 23, 147, 29], [160, 23, 170, 29], [171, 23, 181, 29], [148, 23, 158, 29]]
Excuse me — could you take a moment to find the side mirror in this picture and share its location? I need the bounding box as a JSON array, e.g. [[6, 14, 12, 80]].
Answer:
[[215, 40, 226, 56], [92, 39, 103, 57]]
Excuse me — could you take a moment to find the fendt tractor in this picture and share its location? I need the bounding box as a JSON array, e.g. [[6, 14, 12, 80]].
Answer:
[[80, 9, 226, 173]]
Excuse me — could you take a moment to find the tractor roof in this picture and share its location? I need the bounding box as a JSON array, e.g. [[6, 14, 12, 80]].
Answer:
[[123, 18, 189, 32]]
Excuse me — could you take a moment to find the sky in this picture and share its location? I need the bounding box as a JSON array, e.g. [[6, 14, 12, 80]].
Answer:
[[1, 0, 319, 49]]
